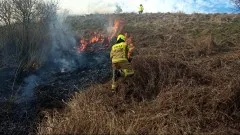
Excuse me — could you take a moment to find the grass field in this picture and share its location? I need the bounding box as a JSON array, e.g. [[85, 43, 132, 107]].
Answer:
[[36, 13, 240, 134]]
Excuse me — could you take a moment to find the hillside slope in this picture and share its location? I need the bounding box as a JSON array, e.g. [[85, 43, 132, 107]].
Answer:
[[38, 13, 240, 134]]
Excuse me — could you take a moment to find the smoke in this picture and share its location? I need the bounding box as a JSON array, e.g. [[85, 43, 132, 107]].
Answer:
[[45, 10, 87, 72], [17, 12, 79, 102], [89, 1, 117, 13], [18, 75, 40, 102], [18, 11, 112, 102], [115, 4, 123, 13]]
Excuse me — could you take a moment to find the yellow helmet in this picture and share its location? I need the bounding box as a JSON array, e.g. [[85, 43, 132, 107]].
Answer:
[[117, 34, 126, 42]]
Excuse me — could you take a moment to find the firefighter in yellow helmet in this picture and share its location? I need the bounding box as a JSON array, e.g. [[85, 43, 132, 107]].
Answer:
[[139, 4, 144, 14], [110, 34, 135, 90]]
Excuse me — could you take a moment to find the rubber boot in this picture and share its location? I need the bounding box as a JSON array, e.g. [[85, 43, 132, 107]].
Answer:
[[123, 69, 135, 77]]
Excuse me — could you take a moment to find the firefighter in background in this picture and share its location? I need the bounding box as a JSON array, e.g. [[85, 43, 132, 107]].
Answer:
[[110, 34, 135, 90], [139, 4, 144, 14]]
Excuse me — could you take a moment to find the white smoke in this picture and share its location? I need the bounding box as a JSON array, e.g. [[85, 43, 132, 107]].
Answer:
[[17, 11, 80, 103], [48, 11, 80, 72], [17, 75, 40, 103], [21, 75, 39, 98]]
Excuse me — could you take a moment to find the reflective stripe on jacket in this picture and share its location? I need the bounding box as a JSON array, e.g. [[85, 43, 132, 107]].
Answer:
[[110, 42, 129, 63]]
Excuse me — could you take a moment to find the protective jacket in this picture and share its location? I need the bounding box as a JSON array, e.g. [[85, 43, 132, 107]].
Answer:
[[139, 5, 144, 12], [110, 42, 129, 63]]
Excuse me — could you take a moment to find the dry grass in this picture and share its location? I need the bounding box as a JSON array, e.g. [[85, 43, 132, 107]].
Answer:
[[38, 13, 240, 134], [38, 56, 240, 134]]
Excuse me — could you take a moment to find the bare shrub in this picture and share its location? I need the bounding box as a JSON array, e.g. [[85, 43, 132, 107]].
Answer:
[[0, 0, 58, 68], [0, 0, 13, 26]]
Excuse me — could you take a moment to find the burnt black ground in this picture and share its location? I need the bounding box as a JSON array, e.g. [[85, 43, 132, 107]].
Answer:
[[0, 51, 111, 134], [36, 51, 111, 109]]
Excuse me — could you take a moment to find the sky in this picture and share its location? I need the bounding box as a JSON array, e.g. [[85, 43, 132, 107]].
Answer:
[[58, 0, 237, 14]]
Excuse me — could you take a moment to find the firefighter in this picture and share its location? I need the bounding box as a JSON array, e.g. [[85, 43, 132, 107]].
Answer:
[[110, 34, 135, 90], [139, 4, 144, 14]]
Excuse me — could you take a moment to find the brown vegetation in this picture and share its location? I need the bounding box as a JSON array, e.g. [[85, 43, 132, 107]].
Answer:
[[38, 13, 240, 134], [0, 0, 58, 69]]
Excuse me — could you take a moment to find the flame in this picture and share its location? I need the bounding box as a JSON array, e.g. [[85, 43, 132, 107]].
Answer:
[[110, 19, 120, 39], [110, 19, 125, 39], [76, 18, 135, 55], [125, 33, 135, 58], [90, 36, 99, 43], [78, 32, 107, 52], [78, 39, 88, 52], [89, 32, 101, 44]]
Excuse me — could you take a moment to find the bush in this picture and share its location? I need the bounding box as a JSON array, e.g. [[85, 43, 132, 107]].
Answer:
[[0, 0, 58, 69]]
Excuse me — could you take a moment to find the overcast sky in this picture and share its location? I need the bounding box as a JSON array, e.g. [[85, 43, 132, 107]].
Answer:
[[58, 0, 236, 14]]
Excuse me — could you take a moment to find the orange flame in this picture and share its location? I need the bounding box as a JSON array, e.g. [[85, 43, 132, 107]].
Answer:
[[110, 19, 125, 39], [76, 18, 135, 54], [78, 39, 88, 52], [125, 33, 135, 58], [78, 32, 106, 52]]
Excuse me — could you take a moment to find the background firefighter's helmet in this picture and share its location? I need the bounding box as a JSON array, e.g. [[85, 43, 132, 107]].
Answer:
[[140, 4, 142, 6], [117, 34, 126, 42]]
